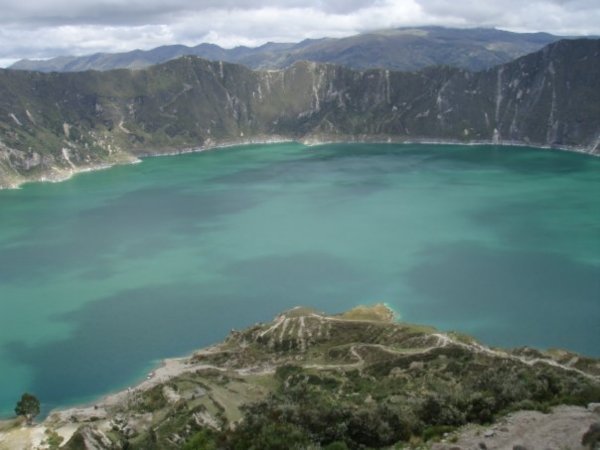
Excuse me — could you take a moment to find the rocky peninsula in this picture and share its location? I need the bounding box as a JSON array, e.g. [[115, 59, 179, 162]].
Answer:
[[1, 304, 599, 449]]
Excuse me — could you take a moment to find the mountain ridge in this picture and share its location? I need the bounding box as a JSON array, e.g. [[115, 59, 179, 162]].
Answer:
[[10, 26, 567, 73], [0, 38, 599, 189]]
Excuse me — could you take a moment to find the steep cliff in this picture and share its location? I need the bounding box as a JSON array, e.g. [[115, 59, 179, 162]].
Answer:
[[0, 39, 598, 188]]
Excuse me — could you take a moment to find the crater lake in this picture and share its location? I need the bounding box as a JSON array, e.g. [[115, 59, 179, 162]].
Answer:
[[0, 142, 598, 416]]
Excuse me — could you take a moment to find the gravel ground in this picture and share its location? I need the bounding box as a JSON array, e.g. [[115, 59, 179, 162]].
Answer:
[[432, 404, 600, 450]]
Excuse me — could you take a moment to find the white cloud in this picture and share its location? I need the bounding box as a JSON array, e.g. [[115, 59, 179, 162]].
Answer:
[[0, 58, 19, 67], [0, 0, 598, 66], [415, 0, 600, 34]]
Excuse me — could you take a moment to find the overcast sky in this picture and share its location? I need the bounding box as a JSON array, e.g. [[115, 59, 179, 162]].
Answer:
[[0, 0, 598, 67]]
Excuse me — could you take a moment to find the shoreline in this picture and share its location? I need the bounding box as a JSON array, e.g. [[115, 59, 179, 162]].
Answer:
[[32, 300, 600, 424], [0, 355, 198, 447], [1, 345, 217, 422], [0, 156, 140, 190], [0, 347, 223, 442], [1, 134, 598, 190], [0, 304, 397, 423]]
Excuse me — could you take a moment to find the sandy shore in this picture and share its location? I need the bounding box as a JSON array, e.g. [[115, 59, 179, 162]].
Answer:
[[0, 345, 227, 449], [48, 345, 227, 424]]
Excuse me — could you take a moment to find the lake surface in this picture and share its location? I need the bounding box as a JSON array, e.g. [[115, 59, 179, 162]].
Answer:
[[0, 142, 599, 416]]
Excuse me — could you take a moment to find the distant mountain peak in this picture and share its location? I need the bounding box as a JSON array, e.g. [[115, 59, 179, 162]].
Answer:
[[9, 26, 568, 73]]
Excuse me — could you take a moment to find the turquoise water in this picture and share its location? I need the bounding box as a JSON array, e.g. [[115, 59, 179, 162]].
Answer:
[[0, 142, 598, 416]]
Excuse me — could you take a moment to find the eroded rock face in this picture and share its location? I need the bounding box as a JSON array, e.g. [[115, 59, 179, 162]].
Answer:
[[582, 422, 600, 449], [589, 403, 600, 413], [0, 39, 598, 187]]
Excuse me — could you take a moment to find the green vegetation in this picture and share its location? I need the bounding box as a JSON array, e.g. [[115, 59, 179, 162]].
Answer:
[[182, 430, 217, 450], [45, 429, 64, 449], [55, 306, 600, 450], [14, 393, 40, 425]]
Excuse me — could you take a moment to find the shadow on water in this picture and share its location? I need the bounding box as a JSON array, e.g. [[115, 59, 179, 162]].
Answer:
[[402, 241, 600, 356], [2, 252, 367, 412], [296, 143, 597, 172], [207, 151, 397, 199], [0, 185, 259, 284], [207, 143, 599, 202], [470, 197, 600, 252]]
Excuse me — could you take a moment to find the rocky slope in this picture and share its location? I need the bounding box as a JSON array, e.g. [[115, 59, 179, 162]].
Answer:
[[10, 27, 562, 73], [0, 38, 599, 188], [1, 304, 598, 449]]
